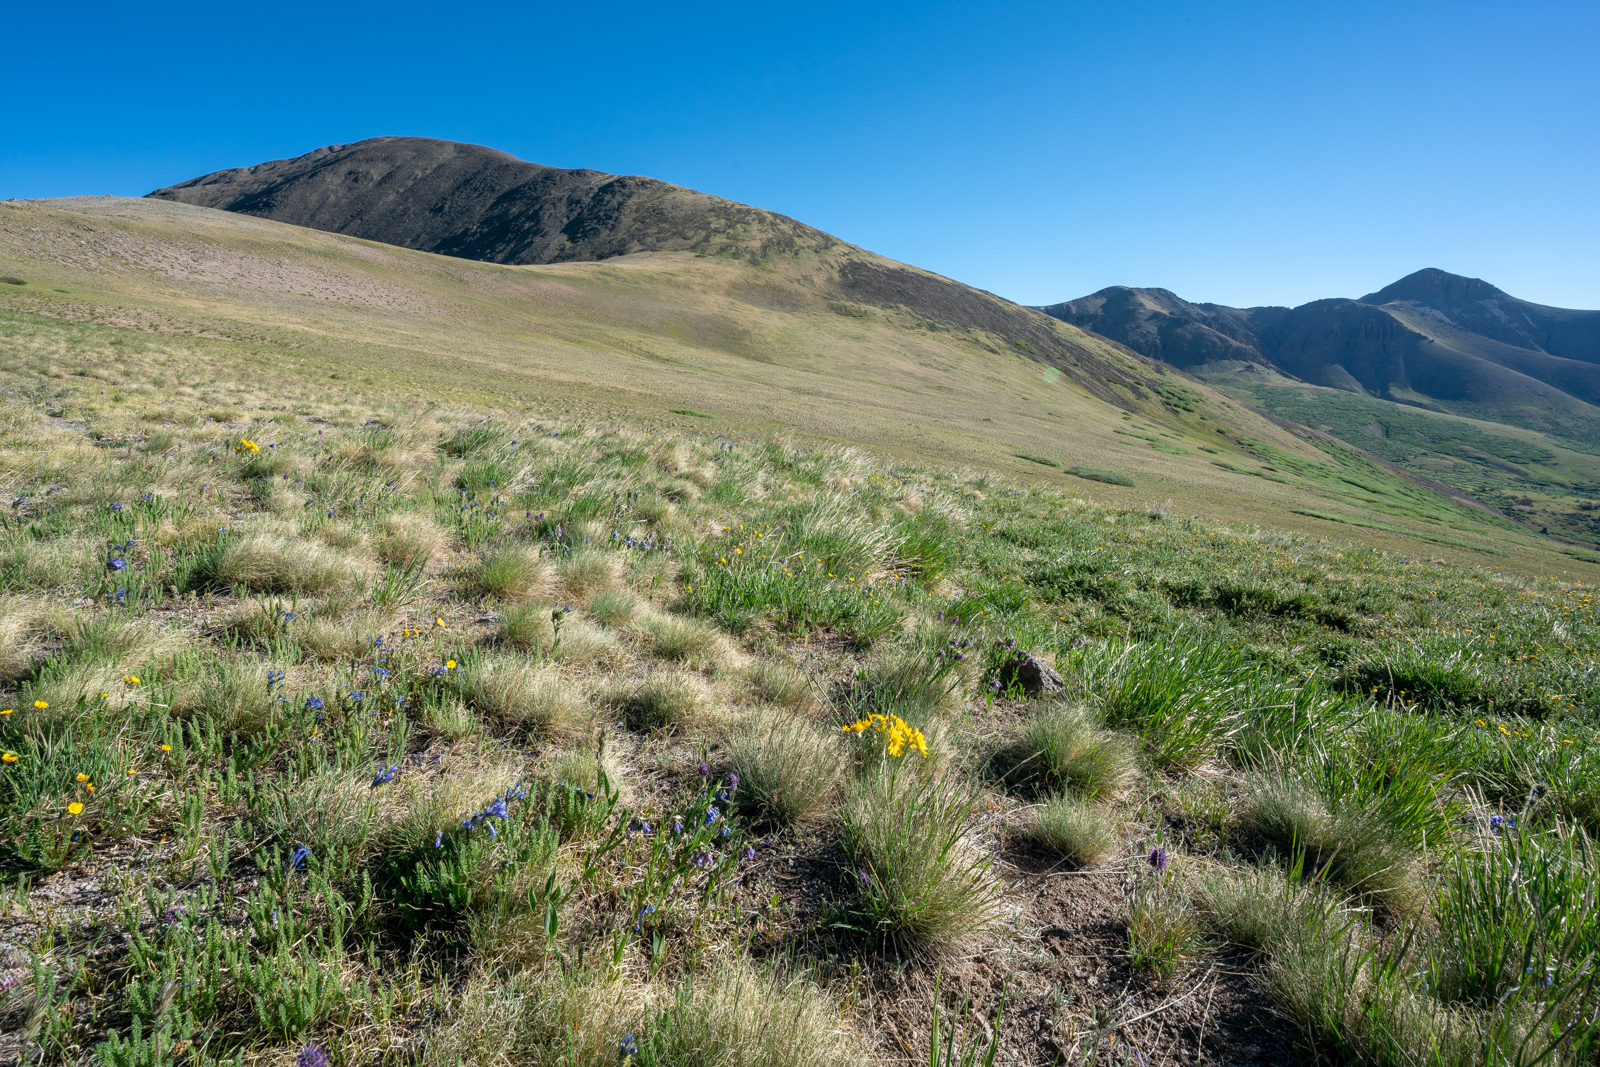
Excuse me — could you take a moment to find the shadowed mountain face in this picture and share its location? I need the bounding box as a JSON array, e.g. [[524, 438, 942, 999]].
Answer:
[[1039, 271, 1600, 439], [147, 136, 835, 264]]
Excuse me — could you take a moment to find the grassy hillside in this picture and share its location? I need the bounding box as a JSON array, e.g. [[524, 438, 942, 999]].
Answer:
[[0, 196, 1585, 579], [4, 303, 1600, 1066], [1200, 362, 1600, 558]]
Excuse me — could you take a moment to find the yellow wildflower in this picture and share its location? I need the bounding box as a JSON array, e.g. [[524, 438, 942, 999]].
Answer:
[[34, 700, 47, 709], [67, 802, 84, 815], [124, 675, 140, 685], [445, 660, 457, 670], [160, 744, 172, 753], [1, 752, 17, 763]]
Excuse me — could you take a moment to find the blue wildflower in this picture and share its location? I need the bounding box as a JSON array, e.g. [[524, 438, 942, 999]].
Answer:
[[289, 845, 311, 871], [304, 696, 324, 712]]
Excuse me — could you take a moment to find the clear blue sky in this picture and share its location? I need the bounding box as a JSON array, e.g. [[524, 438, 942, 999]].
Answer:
[[4, 1, 1596, 310]]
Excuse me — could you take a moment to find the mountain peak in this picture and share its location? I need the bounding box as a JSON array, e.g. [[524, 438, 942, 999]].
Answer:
[[1360, 268, 1507, 307], [147, 136, 832, 266]]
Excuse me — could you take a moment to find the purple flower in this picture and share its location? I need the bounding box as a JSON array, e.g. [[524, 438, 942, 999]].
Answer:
[[295, 1044, 330, 1067], [705, 807, 720, 825], [724, 772, 739, 792], [690, 850, 712, 868], [1491, 814, 1517, 835], [697, 762, 710, 777], [1148, 846, 1169, 873], [162, 906, 186, 925], [289, 845, 311, 871], [741, 845, 756, 861]]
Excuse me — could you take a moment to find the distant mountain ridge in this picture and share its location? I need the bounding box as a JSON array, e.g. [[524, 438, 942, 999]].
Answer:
[[147, 136, 835, 264], [1039, 270, 1600, 439]]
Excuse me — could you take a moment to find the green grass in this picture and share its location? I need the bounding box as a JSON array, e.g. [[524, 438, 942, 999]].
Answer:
[[5, 202, 1600, 1065]]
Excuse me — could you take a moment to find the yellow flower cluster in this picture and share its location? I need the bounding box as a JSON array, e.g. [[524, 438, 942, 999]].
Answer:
[[842, 713, 928, 758], [235, 437, 260, 454]]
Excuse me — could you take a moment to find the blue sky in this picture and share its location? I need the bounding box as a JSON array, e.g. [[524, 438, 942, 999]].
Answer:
[[3, 1, 1595, 309]]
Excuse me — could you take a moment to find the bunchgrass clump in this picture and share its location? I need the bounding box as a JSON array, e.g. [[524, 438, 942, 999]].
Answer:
[[1128, 872, 1204, 982], [841, 770, 1002, 950], [634, 611, 723, 666], [210, 532, 356, 594], [469, 546, 554, 601], [1008, 703, 1139, 800], [746, 659, 815, 711], [464, 656, 591, 738], [725, 708, 844, 823], [1023, 793, 1121, 865], [610, 672, 711, 730]]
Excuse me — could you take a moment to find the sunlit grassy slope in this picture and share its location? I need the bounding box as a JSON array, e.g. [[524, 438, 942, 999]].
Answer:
[[5, 296, 1600, 1065], [1198, 361, 1600, 553], [0, 196, 1586, 578]]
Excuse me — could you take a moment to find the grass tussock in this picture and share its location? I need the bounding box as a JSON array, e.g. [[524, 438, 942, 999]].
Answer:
[[841, 769, 1003, 950], [465, 657, 591, 738], [1007, 703, 1139, 800], [211, 531, 359, 593], [608, 671, 714, 731], [746, 659, 815, 711], [1023, 793, 1121, 865], [469, 546, 556, 601], [633, 610, 725, 667], [725, 708, 844, 823]]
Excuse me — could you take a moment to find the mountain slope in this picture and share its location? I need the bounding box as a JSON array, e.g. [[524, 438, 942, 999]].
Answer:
[[1039, 271, 1600, 445], [147, 136, 835, 265], [1, 195, 1570, 571]]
